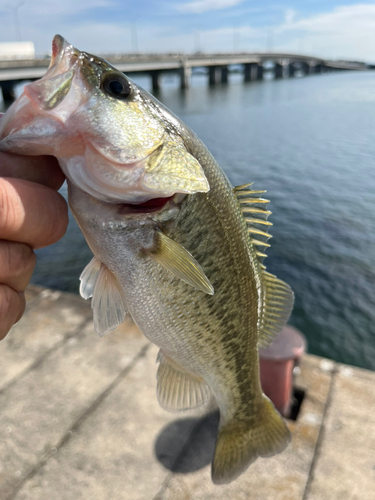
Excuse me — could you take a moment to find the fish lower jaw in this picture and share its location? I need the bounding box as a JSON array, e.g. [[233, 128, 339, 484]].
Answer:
[[118, 195, 175, 214]]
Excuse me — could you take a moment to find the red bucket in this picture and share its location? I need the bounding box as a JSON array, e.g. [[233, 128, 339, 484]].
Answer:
[[259, 325, 306, 417]]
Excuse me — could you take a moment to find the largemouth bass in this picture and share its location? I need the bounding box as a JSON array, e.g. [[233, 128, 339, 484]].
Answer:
[[0, 35, 294, 484]]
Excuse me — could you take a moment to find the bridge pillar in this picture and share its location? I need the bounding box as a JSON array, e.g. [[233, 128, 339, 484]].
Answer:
[[244, 63, 261, 82], [221, 66, 229, 83], [150, 71, 161, 92], [300, 61, 310, 76], [288, 63, 296, 77], [180, 63, 191, 89], [244, 63, 252, 82], [0, 81, 16, 102], [274, 63, 284, 79], [209, 66, 221, 85], [255, 63, 263, 80], [314, 64, 322, 74], [308, 63, 316, 75]]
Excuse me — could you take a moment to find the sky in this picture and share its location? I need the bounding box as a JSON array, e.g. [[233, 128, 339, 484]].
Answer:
[[0, 1, 374, 62]]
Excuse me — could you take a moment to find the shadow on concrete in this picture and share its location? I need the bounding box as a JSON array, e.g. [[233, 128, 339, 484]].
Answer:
[[154, 410, 220, 473]]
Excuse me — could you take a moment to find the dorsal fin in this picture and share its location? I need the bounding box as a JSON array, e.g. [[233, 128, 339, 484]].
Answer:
[[234, 184, 272, 266], [234, 184, 294, 347], [258, 271, 294, 348]]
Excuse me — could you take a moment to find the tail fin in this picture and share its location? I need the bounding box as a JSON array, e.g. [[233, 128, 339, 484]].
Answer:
[[212, 396, 291, 485]]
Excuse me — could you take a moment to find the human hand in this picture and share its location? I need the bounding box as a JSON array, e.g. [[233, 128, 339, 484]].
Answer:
[[0, 114, 68, 339]]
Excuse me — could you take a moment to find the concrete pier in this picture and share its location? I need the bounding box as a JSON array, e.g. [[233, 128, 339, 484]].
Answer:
[[274, 63, 285, 79], [0, 81, 16, 101], [208, 66, 222, 85], [0, 284, 374, 500], [288, 62, 296, 77], [180, 62, 191, 89], [151, 71, 160, 92], [221, 66, 229, 84], [255, 62, 263, 80], [244, 62, 254, 82]]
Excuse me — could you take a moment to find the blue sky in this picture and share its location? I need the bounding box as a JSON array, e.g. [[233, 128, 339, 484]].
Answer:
[[0, 1, 374, 61]]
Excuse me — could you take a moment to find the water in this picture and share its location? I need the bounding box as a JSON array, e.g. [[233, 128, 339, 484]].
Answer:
[[6, 71, 375, 371]]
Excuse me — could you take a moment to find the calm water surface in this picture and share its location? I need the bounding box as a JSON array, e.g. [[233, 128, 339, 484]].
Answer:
[[6, 71, 375, 370]]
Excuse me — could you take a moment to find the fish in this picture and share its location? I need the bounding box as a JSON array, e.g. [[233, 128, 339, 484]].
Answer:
[[0, 35, 294, 484]]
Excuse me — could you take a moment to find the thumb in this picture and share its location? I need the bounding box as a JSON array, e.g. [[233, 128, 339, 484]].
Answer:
[[0, 113, 65, 191]]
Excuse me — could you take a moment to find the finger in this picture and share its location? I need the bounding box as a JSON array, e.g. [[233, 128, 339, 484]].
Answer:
[[0, 285, 25, 340], [0, 240, 36, 291], [0, 152, 65, 191], [0, 178, 69, 249]]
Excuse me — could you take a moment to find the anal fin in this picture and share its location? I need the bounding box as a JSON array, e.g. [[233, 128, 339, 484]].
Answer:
[[156, 351, 210, 412]]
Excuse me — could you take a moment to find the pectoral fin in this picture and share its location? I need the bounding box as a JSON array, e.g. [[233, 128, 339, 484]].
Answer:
[[88, 264, 127, 336], [79, 256, 101, 299], [156, 351, 210, 412], [148, 229, 214, 295]]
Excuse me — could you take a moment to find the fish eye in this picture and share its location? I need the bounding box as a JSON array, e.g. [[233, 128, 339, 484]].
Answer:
[[101, 73, 131, 99]]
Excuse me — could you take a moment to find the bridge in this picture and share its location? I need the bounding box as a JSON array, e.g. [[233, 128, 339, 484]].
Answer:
[[0, 52, 369, 101]]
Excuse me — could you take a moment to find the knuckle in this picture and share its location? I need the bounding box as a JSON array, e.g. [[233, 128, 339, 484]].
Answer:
[[4, 241, 36, 279], [0, 285, 18, 340], [0, 284, 22, 339], [36, 192, 68, 247], [0, 180, 14, 235], [0, 283, 13, 316]]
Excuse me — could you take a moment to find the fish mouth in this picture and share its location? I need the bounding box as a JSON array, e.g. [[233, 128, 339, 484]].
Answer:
[[117, 195, 176, 214]]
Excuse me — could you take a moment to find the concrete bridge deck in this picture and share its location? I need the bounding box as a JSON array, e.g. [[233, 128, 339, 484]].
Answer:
[[0, 52, 368, 99], [0, 284, 373, 499]]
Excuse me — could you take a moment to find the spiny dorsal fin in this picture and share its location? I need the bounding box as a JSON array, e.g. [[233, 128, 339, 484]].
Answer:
[[80, 258, 127, 336], [234, 184, 272, 265], [156, 351, 210, 412], [147, 229, 214, 295], [258, 271, 294, 348]]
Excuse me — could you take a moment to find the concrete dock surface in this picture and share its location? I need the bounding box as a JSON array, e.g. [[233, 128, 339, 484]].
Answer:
[[0, 284, 374, 500]]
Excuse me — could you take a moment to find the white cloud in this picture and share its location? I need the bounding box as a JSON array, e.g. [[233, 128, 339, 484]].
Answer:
[[284, 8, 297, 26], [1, 2, 375, 61], [0, 0, 114, 18], [274, 4, 375, 61], [279, 4, 375, 33], [177, 0, 245, 14]]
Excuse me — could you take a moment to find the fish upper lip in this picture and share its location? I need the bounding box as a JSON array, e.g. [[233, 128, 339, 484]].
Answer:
[[89, 137, 164, 168]]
